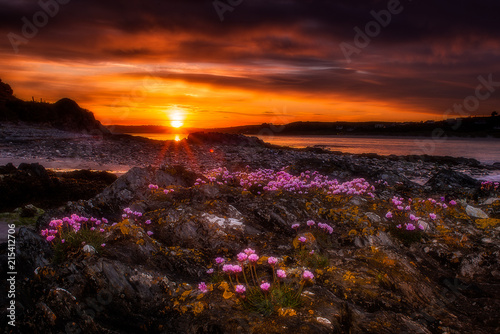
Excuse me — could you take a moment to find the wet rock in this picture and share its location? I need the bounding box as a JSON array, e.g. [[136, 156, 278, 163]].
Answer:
[[425, 169, 480, 193]]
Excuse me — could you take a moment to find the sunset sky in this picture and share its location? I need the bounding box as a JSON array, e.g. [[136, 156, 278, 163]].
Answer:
[[1, 0, 499, 128]]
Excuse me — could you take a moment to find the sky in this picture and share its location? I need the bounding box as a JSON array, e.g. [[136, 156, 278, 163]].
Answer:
[[1, 0, 499, 128]]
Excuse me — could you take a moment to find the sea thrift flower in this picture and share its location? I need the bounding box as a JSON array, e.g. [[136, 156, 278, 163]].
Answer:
[[406, 223, 416, 231], [148, 184, 158, 190], [418, 224, 425, 230], [291, 223, 300, 229], [409, 214, 417, 221], [260, 282, 271, 291], [396, 224, 402, 229], [429, 213, 437, 220], [268, 257, 278, 266], [61, 239, 65, 243], [99, 228, 105, 233], [309, 250, 315, 255], [198, 282, 208, 293], [206, 268, 214, 274], [248, 254, 259, 263], [449, 200, 457, 206], [298, 237, 307, 243], [231, 265, 243, 273], [276, 270, 286, 279], [145, 220, 151, 225], [235, 285, 246, 294], [101, 243, 106, 247], [215, 257, 225, 264], [385, 211, 393, 219], [46, 236, 56, 242], [306, 220, 315, 227], [147, 231, 153, 236], [303, 270, 314, 280], [237, 252, 248, 262], [222, 264, 233, 273], [244, 248, 256, 255]]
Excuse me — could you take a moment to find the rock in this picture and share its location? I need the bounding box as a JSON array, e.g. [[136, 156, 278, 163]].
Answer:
[[13, 227, 52, 278], [482, 197, 500, 205], [365, 212, 381, 223], [466, 205, 489, 219], [425, 169, 480, 192], [187, 132, 266, 147]]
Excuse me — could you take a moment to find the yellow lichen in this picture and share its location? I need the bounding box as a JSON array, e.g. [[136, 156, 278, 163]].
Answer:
[[475, 218, 500, 229], [278, 308, 297, 317]]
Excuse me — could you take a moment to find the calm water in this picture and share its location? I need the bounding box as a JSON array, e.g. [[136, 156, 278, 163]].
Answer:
[[256, 135, 500, 165], [127, 133, 500, 165]]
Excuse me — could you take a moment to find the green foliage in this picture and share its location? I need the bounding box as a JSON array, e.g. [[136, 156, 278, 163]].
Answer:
[[243, 284, 301, 316], [296, 249, 329, 269], [53, 228, 105, 263]]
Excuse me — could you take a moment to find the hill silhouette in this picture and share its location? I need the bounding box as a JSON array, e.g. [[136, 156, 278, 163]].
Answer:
[[0, 78, 109, 134]]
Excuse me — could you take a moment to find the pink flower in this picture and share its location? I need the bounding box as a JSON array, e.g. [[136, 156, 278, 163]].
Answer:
[[260, 282, 271, 291], [147, 231, 153, 236], [303, 270, 314, 280], [406, 223, 416, 231], [235, 285, 246, 294], [206, 268, 214, 274], [222, 264, 233, 273], [215, 257, 225, 264], [396, 224, 402, 229], [198, 282, 208, 293], [306, 220, 315, 227], [268, 257, 278, 266], [418, 224, 425, 230], [291, 223, 300, 229], [248, 254, 259, 263], [385, 211, 393, 219], [429, 213, 437, 220], [46, 235, 56, 242], [145, 220, 152, 225], [276, 269, 286, 279], [148, 184, 158, 190], [99, 228, 105, 233], [237, 252, 248, 262], [231, 265, 243, 273], [298, 237, 307, 243], [41, 229, 48, 236], [309, 250, 315, 255], [449, 200, 457, 206], [61, 239, 65, 243], [101, 243, 106, 247], [244, 248, 256, 255]]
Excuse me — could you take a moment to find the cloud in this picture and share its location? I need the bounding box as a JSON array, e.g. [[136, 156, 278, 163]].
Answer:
[[0, 0, 499, 124]]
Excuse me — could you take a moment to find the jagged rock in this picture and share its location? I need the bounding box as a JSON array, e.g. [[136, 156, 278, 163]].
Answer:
[[426, 169, 480, 192], [187, 132, 265, 147]]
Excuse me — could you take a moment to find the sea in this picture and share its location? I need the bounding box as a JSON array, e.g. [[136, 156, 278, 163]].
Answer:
[[128, 133, 500, 166]]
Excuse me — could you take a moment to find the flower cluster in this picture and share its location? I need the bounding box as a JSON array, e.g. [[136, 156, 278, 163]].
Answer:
[[205, 248, 315, 302], [481, 181, 499, 192], [122, 208, 154, 236], [41, 214, 109, 243], [148, 183, 175, 194], [200, 167, 376, 197], [292, 220, 334, 235]]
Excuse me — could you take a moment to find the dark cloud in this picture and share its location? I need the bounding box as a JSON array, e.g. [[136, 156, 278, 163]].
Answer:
[[1, 0, 499, 119]]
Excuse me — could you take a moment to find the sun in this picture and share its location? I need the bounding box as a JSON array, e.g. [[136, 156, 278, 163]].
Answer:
[[170, 120, 183, 128], [167, 107, 186, 129]]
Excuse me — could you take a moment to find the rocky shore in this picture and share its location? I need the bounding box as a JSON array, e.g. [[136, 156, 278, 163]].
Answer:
[[1, 129, 500, 334]]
